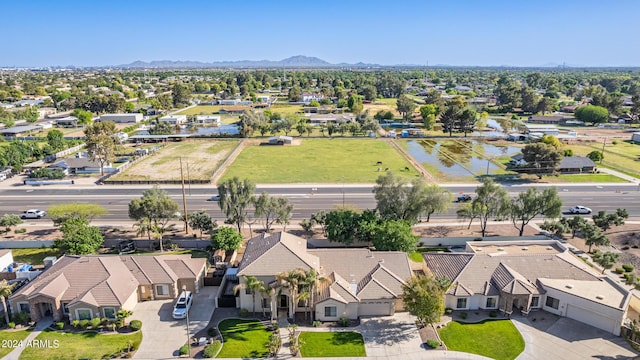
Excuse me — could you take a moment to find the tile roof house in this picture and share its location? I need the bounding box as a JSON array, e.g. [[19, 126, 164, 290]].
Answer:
[[236, 232, 412, 321], [557, 156, 596, 173], [9, 254, 206, 323], [423, 240, 637, 335]]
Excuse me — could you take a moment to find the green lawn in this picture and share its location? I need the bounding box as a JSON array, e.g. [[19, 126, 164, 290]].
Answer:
[[553, 174, 628, 183], [0, 330, 31, 358], [268, 104, 304, 116], [438, 320, 524, 360], [19, 330, 142, 360], [299, 331, 366, 357], [221, 139, 417, 183], [10, 248, 61, 266], [568, 141, 640, 178], [217, 319, 270, 358]]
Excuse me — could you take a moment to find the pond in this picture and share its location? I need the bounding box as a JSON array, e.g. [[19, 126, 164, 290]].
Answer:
[[180, 124, 240, 135], [406, 139, 521, 178]]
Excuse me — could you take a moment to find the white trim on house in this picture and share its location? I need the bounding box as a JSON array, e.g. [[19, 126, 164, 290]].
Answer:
[[75, 308, 93, 321], [455, 297, 469, 310]]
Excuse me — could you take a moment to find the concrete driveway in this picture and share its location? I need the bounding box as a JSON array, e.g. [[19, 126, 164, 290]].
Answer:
[[513, 316, 638, 360], [133, 286, 218, 359]]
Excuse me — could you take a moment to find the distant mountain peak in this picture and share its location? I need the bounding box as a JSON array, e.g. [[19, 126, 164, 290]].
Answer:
[[117, 56, 374, 69]]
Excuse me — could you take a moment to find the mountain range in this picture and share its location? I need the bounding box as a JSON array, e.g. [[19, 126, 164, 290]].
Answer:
[[118, 55, 381, 69]]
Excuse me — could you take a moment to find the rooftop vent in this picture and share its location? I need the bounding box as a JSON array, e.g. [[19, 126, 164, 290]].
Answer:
[[565, 284, 574, 289], [497, 247, 504, 251], [476, 248, 483, 251], [546, 246, 553, 250], [378, 259, 385, 264], [595, 295, 604, 300], [522, 247, 529, 251]]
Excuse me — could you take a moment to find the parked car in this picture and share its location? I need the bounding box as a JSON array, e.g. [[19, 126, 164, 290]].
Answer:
[[455, 194, 472, 202], [206, 194, 221, 201], [569, 205, 592, 214], [172, 291, 193, 319], [19, 209, 47, 219]]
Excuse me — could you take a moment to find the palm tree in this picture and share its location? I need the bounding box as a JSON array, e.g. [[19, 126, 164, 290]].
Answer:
[[1, 280, 15, 325], [275, 269, 306, 319], [261, 285, 278, 321], [303, 269, 330, 321], [116, 309, 133, 328], [234, 275, 264, 317]]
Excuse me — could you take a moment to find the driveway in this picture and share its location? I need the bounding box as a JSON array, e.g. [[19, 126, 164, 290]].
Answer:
[[133, 286, 218, 359], [513, 316, 638, 360]]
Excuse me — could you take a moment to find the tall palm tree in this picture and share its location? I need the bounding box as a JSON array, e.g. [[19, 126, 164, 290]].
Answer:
[[260, 285, 279, 321], [275, 269, 306, 319], [303, 269, 331, 321], [1, 280, 15, 325], [234, 275, 264, 317]]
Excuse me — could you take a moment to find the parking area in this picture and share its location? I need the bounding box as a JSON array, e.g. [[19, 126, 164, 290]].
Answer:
[[132, 286, 218, 359], [513, 316, 637, 360]]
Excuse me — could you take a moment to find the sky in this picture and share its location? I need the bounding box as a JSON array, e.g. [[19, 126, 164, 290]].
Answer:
[[2, 0, 639, 67]]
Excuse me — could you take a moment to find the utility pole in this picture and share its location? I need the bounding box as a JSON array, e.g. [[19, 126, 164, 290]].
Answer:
[[180, 157, 189, 234], [601, 137, 606, 165]]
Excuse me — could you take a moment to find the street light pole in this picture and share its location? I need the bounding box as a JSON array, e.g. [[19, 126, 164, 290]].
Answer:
[[600, 137, 606, 165]]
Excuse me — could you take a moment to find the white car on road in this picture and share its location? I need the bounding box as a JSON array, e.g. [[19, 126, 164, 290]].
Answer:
[[19, 209, 47, 219], [569, 206, 592, 214]]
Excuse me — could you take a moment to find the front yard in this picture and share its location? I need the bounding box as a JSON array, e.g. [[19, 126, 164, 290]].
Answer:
[[438, 320, 524, 360], [299, 331, 366, 357], [0, 329, 31, 358], [216, 319, 271, 358], [18, 329, 142, 360]]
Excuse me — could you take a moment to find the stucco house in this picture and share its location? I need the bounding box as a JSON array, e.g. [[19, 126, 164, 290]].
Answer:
[[423, 240, 638, 336], [9, 254, 206, 323], [235, 232, 412, 322]]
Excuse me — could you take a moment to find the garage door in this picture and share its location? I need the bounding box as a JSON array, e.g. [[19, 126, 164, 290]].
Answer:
[[566, 304, 617, 334], [358, 301, 393, 316]]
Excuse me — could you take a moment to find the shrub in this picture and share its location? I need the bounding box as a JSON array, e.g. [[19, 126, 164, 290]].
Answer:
[[312, 320, 321, 327], [129, 320, 142, 331], [79, 319, 89, 329], [207, 327, 217, 337], [612, 140, 618, 145], [489, 310, 498, 318], [338, 317, 350, 327], [101, 318, 110, 326], [623, 246, 630, 250], [616, 267, 626, 274], [14, 228, 27, 234], [56, 322, 65, 330], [179, 344, 189, 356], [203, 341, 221, 358], [13, 311, 30, 325], [459, 312, 468, 320], [72, 320, 80, 329], [90, 317, 102, 329], [239, 308, 249, 317], [426, 339, 440, 348], [444, 308, 453, 315], [623, 264, 635, 272], [8, 322, 16, 329]]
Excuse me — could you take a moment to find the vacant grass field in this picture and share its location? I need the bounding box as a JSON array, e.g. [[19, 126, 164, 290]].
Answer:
[[19, 330, 142, 360], [299, 331, 366, 357], [568, 141, 640, 178], [176, 105, 222, 115], [220, 139, 417, 183], [110, 140, 237, 181], [268, 103, 304, 116], [10, 248, 61, 265], [217, 319, 270, 358], [0, 330, 31, 358], [438, 320, 524, 360]]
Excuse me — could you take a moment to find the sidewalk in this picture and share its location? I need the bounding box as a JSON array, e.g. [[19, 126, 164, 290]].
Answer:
[[3, 317, 53, 360]]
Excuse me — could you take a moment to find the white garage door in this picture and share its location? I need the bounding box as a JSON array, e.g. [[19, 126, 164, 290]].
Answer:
[[359, 301, 393, 316], [566, 304, 617, 334]]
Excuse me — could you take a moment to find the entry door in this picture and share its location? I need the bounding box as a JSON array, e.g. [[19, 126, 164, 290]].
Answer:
[[279, 295, 288, 308]]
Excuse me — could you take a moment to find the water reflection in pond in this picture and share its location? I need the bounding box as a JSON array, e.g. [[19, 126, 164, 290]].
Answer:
[[406, 139, 521, 178]]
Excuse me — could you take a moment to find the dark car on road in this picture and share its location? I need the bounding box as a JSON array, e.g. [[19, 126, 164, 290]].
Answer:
[[455, 194, 472, 202]]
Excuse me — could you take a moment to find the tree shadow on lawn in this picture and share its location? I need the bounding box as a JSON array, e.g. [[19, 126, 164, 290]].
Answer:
[[219, 319, 265, 342], [360, 318, 416, 345]]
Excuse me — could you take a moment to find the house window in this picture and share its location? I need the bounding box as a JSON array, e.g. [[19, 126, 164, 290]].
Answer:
[[486, 297, 496, 308], [155, 284, 169, 296], [18, 302, 30, 314], [324, 306, 337, 317], [61, 302, 69, 314], [530, 296, 539, 308], [103, 307, 116, 319], [545, 296, 559, 310], [262, 298, 270, 309], [76, 309, 92, 320], [456, 298, 467, 309]]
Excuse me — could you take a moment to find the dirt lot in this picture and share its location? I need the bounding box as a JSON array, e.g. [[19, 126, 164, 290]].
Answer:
[[414, 222, 540, 238], [566, 223, 640, 273]]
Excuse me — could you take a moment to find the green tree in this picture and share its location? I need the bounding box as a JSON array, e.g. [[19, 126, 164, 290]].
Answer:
[[116, 309, 133, 328], [128, 186, 179, 252], [254, 192, 294, 232], [541, 135, 562, 149], [210, 227, 243, 252], [472, 179, 510, 237], [371, 220, 418, 252], [582, 223, 610, 253], [172, 83, 192, 107], [575, 105, 609, 125], [419, 185, 451, 222], [0, 280, 15, 326], [71, 109, 94, 127], [592, 250, 620, 274], [84, 121, 117, 176], [275, 269, 306, 318], [563, 216, 589, 238], [373, 172, 426, 225], [55, 217, 104, 255], [217, 177, 256, 233], [46, 129, 65, 152], [234, 275, 264, 317], [347, 94, 364, 115], [324, 209, 363, 245], [288, 86, 302, 102], [47, 203, 108, 226], [396, 94, 416, 121], [419, 104, 439, 131], [539, 219, 570, 239], [401, 276, 448, 327], [189, 210, 216, 239], [586, 150, 603, 163], [0, 214, 22, 232], [522, 143, 563, 179], [510, 187, 562, 236], [592, 208, 628, 232]]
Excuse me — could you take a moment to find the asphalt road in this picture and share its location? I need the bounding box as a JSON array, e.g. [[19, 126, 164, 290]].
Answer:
[[2, 183, 640, 222]]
